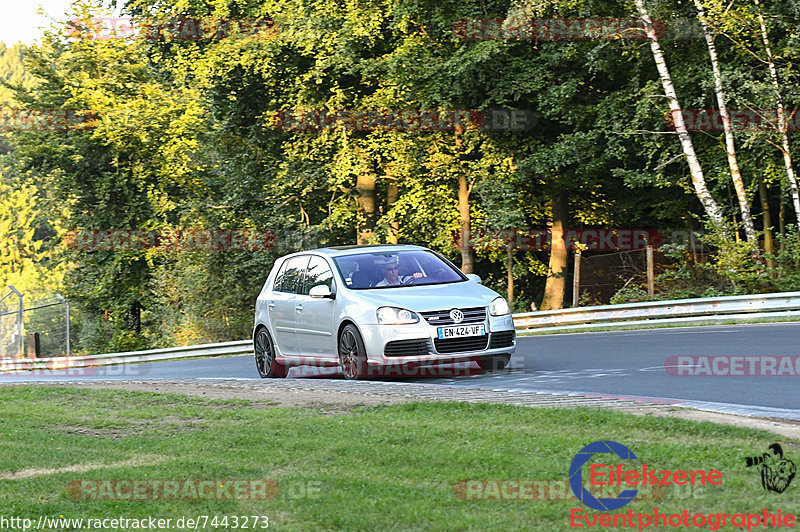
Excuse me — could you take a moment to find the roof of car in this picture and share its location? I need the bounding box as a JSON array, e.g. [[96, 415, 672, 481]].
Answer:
[[304, 244, 428, 257]]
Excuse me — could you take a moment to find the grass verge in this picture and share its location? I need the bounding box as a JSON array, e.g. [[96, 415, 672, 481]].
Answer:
[[0, 386, 796, 531]]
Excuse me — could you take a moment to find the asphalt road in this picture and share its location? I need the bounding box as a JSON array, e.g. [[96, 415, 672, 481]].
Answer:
[[3, 323, 799, 419]]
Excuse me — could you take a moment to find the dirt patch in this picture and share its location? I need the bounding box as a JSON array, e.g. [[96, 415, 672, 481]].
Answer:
[[22, 381, 800, 439], [57, 381, 410, 411], [620, 407, 800, 440], [56, 424, 136, 440], [0, 456, 166, 480], [55, 415, 210, 439]]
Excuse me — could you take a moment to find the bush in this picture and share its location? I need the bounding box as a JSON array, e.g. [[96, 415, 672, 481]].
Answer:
[[609, 285, 656, 305], [651, 225, 800, 300]]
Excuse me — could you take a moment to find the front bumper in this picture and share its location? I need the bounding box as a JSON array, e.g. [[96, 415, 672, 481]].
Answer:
[[358, 312, 516, 367]]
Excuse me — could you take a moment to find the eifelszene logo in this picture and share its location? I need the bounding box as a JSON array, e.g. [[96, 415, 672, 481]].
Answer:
[[570, 441, 639, 511], [569, 440, 722, 511], [745, 444, 796, 494]]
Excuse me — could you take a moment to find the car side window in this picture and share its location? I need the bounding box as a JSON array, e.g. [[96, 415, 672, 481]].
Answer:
[[279, 256, 310, 294], [272, 259, 289, 292], [302, 256, 334, 295]]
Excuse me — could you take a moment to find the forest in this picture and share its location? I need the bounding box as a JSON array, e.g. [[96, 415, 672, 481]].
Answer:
[[1, 0, 800, 353]]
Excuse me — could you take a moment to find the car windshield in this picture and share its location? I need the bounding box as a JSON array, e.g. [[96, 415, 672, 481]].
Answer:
[[333, 250, 466, 289]]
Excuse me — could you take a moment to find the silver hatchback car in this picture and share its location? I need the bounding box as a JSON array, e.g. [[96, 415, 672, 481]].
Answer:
[[253, 244, 516, 379]]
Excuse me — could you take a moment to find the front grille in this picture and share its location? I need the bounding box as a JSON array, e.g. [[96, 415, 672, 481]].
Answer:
[[489, 330, 516, 348], [420, 307, 487, 326], [384, 339, 431, 357], [434, 335, 489, 354]]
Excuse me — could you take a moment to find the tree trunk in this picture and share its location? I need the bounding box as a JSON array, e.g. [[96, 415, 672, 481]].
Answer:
[[455, 124, 475, 273], [634, 0, 726, 230], [726, 182, 741, 242], [694, 0, 757, 244], [386, 179, 399, 244], [356, 172, 376, 244], [506, 245, 514, 305], [754, 0, 800, 226], [128, 301, 142, 334], [758, 174, 775, 268], [540, 191, 568, 311], [688, 217, 698, 264], [779, 188, 786, 251]]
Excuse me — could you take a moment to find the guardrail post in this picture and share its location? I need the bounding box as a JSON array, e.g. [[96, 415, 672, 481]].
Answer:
[[56, 294, 70, 357], [26, 333, 40, 358], [8, 286, 23, 359], [507, 244, 514, 305], [572, 252, 581, 307]]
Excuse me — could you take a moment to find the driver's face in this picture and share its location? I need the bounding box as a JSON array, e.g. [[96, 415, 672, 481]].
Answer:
[[382, 264, 399, 283]]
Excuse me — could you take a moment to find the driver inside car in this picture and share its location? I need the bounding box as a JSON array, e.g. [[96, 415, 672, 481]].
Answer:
[[374, 256, 423, 287]]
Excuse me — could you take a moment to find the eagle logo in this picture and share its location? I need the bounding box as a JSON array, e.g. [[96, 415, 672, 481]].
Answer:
[[745, 443, 796, 494]]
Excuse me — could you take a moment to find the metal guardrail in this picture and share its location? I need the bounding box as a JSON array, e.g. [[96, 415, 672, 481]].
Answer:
[[513, 291, 800, 334], [2, 291, 800, 372], [0, 340, 251, 372]]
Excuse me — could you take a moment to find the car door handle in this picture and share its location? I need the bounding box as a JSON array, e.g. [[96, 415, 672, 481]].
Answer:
[[268, 302, 275, 309], [295, 304, 303, 312]]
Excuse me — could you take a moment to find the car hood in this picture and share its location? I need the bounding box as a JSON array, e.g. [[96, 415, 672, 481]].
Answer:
[[350, 281, 501, 312]]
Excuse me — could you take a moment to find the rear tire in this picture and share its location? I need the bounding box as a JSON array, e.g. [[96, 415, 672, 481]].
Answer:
[[254, 327, 286, 378], [338, 324, 369, 380]]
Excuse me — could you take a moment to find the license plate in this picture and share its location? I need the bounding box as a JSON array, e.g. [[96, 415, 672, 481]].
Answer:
[[437, 324, 486, 339]]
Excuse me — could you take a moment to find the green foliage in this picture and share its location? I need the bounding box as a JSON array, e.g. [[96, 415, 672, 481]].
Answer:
[[609, 285, 655, 305], [0, 42, 36, 107], [0, 168, 63, 298], [5, 0, 800, 351]]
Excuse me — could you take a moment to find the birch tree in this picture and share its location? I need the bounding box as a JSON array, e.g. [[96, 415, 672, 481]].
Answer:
[[694, 0, 757, 245], [633, 0, 726, 230], [753, 0, 800, 226]]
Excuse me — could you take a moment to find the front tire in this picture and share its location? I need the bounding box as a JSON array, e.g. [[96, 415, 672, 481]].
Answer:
[[482, 354, 511, 372], [254, 327, 286, 378], [338, 324, 369, 380]]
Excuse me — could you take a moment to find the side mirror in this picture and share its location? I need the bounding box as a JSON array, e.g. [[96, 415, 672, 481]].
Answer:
[[309, 284, 335, 299], [466, 274, 482, 284]]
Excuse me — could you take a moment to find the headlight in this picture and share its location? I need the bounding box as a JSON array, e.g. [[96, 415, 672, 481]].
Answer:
[[376, 306, 419, 325], [489, 297, 510, 316]]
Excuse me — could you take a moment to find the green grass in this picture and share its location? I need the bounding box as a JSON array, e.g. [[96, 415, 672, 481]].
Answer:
[[0, 386, 796, 531]]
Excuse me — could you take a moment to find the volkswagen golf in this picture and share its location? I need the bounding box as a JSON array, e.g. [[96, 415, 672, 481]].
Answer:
[[253, 244, 516, 379]]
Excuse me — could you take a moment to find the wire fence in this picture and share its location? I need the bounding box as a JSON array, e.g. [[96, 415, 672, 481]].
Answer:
[[576, 248, 673, 305], [0, 287, 23, 359], [24, 296, 70, 358], [0, 288, 70, 359]]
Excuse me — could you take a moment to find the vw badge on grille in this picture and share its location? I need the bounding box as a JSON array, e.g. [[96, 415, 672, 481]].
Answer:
[[449, 309, 464, 323]]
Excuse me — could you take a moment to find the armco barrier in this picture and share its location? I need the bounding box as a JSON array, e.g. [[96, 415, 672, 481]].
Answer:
[[513, 291, 800, 333], [0, 340, 251, 372], [3, 292, 800, 372]]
